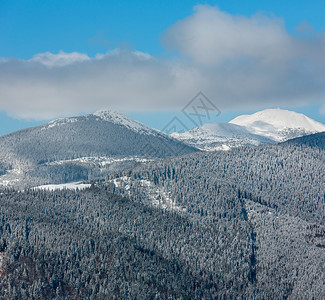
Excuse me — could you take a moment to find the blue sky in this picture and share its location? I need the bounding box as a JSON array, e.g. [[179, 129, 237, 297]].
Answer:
[[0, 0, 325, 134]]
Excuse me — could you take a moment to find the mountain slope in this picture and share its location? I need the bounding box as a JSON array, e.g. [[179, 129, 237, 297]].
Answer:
[[0, 110, 198, 187], [282, 131, 325, 150], [172, 108, 325, 150], [98, 132, 325, 298], [230, 108, 325, 142], [171, 122, 275, 151], [107, 132, 325, 225], [0, 126, 324, 298]]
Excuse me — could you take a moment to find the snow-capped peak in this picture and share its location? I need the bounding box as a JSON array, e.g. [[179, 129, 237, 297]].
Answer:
[[43, 110, 161, 136], [230, 108, 325, 131], [92, 110, 158, 135], [171, 108, 325, 150], [229, 108, 325, 141]]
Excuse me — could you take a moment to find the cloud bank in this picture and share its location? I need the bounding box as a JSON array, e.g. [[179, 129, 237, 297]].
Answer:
[[1, 5, 324, 119]]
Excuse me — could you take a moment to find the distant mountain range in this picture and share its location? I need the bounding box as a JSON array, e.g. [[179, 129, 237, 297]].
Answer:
[[0, 108, 323, 187], [172, 108, 325, 150]]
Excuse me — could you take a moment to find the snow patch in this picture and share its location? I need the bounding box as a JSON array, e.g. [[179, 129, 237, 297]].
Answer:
[[0, 169, 22, 186], [35, 182, 91, 191], [111, 176, 186, 212], [42, 117, 79, 130], [44, 156, 153, 167], [0, 252, 5, 277]]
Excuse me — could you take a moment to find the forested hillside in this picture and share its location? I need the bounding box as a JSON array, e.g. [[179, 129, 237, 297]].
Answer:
[[283, 131, 325, 150], [100, 132, 325, 298], [0, 111, 198, 188], [0, 187, 254, 299], [109, 132, 324, 225], [0, 133, 323, 299]]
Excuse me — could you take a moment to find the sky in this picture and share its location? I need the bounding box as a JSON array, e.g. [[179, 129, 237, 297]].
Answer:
[[0, 0, 325, 134]]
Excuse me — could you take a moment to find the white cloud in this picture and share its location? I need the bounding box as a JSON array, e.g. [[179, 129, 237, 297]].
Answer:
[[0, 50, 204, 119], [0, 5, 324, 120], [30, 51, 90, 67], [163, 5, 294, 64]]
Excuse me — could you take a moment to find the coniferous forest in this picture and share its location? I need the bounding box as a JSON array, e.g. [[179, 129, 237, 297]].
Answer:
[[0, 133, 324, 299]]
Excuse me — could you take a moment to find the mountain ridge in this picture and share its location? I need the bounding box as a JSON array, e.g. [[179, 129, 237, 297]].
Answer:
[[172, 108, 325, 150], [0, 110, 198, 187], [0, 108, 324, 186]]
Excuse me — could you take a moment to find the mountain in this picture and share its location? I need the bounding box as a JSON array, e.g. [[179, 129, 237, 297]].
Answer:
[[0, 124, 324, 298], [96, 132, 325, 298], [0, 110, 198, 187], [172, 108, 325, 150], [0, 108, 323, 186], [171, 122, 275, 151], [282, 131, 325, 150], [229, 108, 325, 142]]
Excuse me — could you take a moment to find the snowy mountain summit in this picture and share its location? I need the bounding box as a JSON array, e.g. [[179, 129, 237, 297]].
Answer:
[[172, 108, 325, 150], [93, 110, 156, 135], [0, 110, 198, 187], [45, 110, 159, 136], [229, 108, 325, 142]]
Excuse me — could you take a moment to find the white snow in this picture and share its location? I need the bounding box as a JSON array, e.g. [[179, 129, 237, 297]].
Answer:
[[111, 176, 186, 212], [0, 252, 4, 277], [179, 123, 256, 139], [0, 157, 153, 188], [42, 117, 78, 130], [171, 122, 273, 151], [41, 109, 164, 136], [172, 108, 325, 150], [230, 108, 325, 131], [44, 156, 153, 167], [35, 182, 91, 191], [222, 144, 231, 151], [230, 108, 325, 141], [0, 169, 22, 186], [93, 110, 160, 135]]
